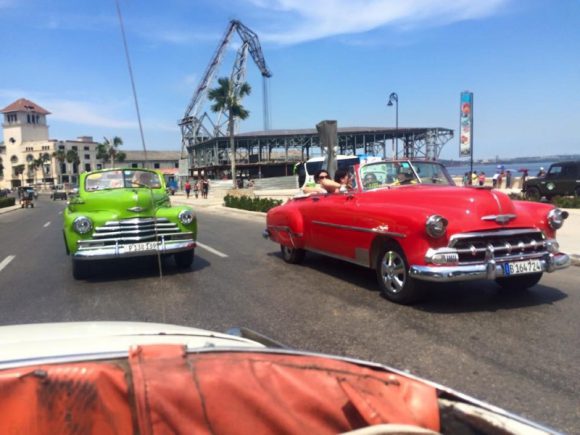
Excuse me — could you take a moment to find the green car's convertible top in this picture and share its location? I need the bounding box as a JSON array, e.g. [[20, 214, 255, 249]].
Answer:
[[63, 168, 196, 279]]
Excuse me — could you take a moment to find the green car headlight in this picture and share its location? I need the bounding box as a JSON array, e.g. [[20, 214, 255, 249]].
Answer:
[[179, 210, 194, 225], [73, 216, 93, 234]]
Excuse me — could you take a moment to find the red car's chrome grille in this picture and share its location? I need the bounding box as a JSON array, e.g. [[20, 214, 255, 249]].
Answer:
[[79, 218, 185, 247], [449, 229, 546, 263]]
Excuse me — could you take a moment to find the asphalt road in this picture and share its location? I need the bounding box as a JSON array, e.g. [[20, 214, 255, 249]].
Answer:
[[1, 196, 579, 432]]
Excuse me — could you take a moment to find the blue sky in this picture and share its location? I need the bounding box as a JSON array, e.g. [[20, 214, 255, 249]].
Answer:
[[1, 0, 578, 160]]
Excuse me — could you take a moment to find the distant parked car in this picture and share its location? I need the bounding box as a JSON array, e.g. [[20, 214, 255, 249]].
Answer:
[[523, 160, 580, 200], [51, 184, 68, 200]]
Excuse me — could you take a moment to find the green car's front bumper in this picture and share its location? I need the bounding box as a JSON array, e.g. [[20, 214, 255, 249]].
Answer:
[[73, 235, 195, 260]]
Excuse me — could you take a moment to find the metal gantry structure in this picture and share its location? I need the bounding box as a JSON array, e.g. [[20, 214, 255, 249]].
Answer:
[[178, 20, 272, 159]]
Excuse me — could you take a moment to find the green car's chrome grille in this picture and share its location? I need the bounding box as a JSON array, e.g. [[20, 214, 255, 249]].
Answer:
[[79, 218, 187, 246]]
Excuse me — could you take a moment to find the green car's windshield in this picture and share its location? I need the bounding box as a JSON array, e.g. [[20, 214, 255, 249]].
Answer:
[[85, 170, 162, 191]]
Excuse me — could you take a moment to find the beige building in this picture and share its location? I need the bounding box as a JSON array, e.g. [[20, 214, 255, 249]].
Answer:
[[0, 98, 101, 189]]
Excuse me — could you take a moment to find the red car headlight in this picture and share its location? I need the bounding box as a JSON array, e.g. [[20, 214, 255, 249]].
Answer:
[[425, 215, 448, 238], [547, 208, 568, 230]]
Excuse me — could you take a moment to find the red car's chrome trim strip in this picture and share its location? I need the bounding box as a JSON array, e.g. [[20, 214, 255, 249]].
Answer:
[[312, 221, 406, 238], [481, 214, 517, 224]]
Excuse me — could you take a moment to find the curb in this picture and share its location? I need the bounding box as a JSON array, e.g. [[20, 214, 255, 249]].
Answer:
[[0, 204, 21, 215]]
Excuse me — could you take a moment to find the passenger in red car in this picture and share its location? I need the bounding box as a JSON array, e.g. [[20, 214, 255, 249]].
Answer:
[[334, 168, 353, 192], [303, 169, 341, 194]]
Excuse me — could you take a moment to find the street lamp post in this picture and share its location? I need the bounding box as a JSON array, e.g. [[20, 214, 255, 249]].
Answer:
[[387, 92, 399, 159]]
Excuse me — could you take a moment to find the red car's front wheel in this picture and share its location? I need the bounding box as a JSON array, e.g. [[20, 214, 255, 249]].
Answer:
[[376, 242, 423, 304]]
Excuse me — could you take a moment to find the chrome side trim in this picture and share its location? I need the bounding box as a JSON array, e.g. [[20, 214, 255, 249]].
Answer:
[[481, 214, 517, 224], [410, 253, 570, 282], [312, 220, 406, 238]]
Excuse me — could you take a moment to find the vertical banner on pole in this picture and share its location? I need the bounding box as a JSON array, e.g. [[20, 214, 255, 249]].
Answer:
[[459, 91, 473, 157]]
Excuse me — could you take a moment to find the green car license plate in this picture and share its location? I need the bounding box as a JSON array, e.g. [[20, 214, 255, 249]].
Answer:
[[125, 242, 159, 253], [503, 259, 542, 276]]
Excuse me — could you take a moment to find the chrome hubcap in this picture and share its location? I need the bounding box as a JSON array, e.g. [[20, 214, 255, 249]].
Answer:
[[381, 250, 406, 293]]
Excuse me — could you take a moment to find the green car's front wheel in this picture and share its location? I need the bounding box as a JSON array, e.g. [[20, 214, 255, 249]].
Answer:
[[72, 259, 90, 280], [175, 249, 194, 269]]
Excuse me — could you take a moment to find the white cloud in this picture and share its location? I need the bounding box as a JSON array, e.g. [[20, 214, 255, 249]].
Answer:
[[245, 0, 510, 44], [46, 99, 136, 130]]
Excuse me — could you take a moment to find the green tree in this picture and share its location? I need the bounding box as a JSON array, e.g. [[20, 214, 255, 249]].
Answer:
[[98, 136, 125, 168], [31, 155, 44, 184], [66, 149, 80, 175], [13, 164, 25, 185], [208, 77, 251, 188], [52, 149, 66, 184]]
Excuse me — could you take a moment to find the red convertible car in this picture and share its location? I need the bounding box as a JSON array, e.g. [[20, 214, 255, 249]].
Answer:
[[264, 160, 571, 304]]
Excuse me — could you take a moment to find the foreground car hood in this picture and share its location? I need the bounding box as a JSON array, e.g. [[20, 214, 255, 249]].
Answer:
[[0, 322, 555, 434], [0, 322, 262, 366]]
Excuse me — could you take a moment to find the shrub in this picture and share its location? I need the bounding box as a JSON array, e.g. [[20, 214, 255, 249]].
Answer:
[[224, 194, 282, 212], [552, 196, 580, 209], [508, 192, 579, 208], [0, 197, 16, 208]]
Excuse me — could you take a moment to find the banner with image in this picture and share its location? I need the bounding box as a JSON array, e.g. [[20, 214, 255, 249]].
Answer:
[[459, 91, 473, 157]]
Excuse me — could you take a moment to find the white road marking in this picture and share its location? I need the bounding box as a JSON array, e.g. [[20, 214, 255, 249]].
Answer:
[[44, 221, 51, 228], [0, 255, 15, 273], [196, 242, 228, 258]]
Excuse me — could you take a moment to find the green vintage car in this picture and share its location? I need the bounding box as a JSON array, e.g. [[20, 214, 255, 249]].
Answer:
[[63, 168, 196, 279]]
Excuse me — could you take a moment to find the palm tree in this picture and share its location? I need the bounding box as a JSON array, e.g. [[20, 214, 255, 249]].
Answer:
[[32, 156, 44, 184], [52, 149, 66, 184], [98, 136, 124, 168], [66, 149, 80, 175], [208, 77, 251, 188], [13, 164, 25, 185]]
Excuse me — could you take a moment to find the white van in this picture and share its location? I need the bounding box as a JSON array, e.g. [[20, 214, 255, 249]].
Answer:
[[294, 156, 357, 189], [295, 155, 381, 189]]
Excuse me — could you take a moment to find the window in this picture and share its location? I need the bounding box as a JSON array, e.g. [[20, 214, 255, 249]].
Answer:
[[25, 147, 34, 152], [6, 113, 17, 124], [84, 146, 90, 151], [132, 163, 138, 168], [154, 163, 160, 169], [10, 155, 18, 164], [84, 154, 90, 160], [72, 146, 78, 151], [85, 164, 91, 172]]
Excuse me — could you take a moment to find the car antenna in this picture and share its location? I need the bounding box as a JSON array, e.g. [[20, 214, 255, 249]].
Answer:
[[115, 0, 166, 317]]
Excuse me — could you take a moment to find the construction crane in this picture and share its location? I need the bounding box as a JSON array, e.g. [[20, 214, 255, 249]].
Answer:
[[179, 20, 272, 159]]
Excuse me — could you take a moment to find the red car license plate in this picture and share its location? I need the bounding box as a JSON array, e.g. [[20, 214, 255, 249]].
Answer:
[[503, 259, 542, 276]]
